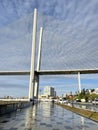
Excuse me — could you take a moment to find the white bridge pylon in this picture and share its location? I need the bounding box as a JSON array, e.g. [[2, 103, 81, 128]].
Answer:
[[0, 9, 98, 101]]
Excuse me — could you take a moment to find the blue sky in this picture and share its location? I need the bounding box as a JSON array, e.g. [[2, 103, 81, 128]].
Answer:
[[0, 0, 98, 97]]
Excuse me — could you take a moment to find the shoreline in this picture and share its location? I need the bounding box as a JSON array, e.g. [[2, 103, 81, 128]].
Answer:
[[0, 101, 32, 115], [56, 103, 98, 123]]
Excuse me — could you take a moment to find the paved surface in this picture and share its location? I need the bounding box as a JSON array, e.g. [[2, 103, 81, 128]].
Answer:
[[0, 102, 98, 130]]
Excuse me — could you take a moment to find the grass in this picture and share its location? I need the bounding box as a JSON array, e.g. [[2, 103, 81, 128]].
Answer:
[[56, 103, 98, 122]]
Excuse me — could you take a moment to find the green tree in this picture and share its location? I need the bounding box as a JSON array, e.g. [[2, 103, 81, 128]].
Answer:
[[89, 93, 98, 101]]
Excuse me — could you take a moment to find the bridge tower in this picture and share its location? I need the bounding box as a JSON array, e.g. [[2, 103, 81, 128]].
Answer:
[[29, 8, 37, 100], [29, 8, 43, 100], [34, 27, 43, 99]]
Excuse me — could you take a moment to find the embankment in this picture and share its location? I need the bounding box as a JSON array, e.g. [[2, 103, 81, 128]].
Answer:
[[56, 103, 98, 122], [0, 101, 32, 115]]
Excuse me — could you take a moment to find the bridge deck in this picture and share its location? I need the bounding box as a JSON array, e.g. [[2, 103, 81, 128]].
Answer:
[[0, 71, 30, 75], [36, 68, 98, 75], [0, 69, 98, 75]]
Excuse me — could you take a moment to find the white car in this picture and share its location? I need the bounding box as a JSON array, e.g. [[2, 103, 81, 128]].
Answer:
[[59, 99, 68, 104], [59, 99, 63, 104], [92, 98, 98, 105]]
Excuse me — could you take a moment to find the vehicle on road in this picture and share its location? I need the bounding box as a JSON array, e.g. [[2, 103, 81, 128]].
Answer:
[[59, 99, 68, 104], [92, 98, 98, 105]]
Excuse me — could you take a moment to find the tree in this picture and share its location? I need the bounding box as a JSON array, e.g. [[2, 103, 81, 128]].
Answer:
[[74, 88, 98, 102], [89, 93, 98, 101], [75, 88, 89, 102]]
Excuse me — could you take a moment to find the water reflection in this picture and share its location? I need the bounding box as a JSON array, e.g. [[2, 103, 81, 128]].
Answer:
[[81, 117, 85, 130], [72, 113, 75, 129], [40, 102, 54, 117], [25, 105, 37, 129]]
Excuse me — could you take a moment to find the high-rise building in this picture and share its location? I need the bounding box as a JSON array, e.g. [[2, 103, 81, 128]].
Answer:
[[51, 87, 54, 97], [44, 86, 55, 98], [54, 91, 56, 98]]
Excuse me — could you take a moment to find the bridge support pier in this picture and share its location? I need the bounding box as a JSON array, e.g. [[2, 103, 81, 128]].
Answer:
[[78, 72, 81, 93], [34, 74, 39, 99]]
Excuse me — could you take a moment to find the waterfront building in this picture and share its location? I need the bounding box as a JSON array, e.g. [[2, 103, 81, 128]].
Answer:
[[94, 88, 98, 94], [54, 91, 56, 98], [44, 86, 55, 98]]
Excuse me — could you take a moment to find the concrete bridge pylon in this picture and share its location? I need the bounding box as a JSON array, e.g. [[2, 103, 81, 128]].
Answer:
[[34, 27, 43, 99], [29, 8, 37, 100], [29, 8, 43, 100]]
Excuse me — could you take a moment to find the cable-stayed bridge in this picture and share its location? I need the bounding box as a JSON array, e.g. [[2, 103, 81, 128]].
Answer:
[[0, 9, 98, 101]]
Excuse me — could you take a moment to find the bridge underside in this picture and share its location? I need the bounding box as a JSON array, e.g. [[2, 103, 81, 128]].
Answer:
[[0, 71, 30, 75], [36, 69, 98, 75], [0, 68, 98, 75]]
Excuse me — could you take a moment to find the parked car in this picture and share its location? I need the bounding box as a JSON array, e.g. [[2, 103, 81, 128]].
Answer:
[[59, 99, 68, 104], [92, 98, 98, 105]]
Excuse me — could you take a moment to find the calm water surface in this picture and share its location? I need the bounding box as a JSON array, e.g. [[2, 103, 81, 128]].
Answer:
[[0, 102, 98, 130]]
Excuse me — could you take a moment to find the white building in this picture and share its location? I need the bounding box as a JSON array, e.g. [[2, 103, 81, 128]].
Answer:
[[44, 86, 55, 98], [94, 88, 98, 94]]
